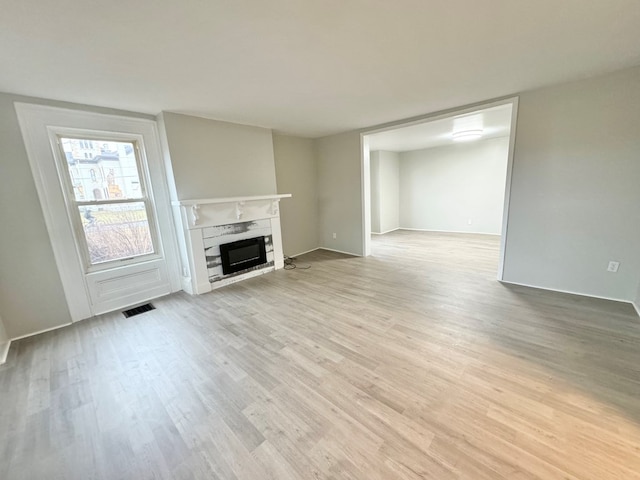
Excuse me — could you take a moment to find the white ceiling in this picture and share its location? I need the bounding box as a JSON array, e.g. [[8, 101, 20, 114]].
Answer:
[[368, 104, 512, 152], [1, 1, 640, 137]]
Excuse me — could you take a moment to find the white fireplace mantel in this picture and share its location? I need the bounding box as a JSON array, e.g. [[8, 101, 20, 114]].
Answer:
[[172, 193, 291, 206], [172, 194, 291, 295], [172, 194, 291, 228]]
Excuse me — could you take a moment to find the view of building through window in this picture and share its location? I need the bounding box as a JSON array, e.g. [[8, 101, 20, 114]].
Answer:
[[60, 138, 155, 265]]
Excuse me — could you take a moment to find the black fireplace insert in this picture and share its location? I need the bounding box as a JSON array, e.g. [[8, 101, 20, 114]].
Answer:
[[219, 236, 267, 275]]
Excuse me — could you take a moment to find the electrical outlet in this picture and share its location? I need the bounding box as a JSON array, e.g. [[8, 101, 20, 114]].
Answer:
[[467, 219, 472, 225], [607, 261, 620, 273], [332, 232, 337, 239]]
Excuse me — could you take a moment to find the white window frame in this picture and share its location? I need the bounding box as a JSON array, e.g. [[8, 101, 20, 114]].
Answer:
[[50, 129, 162, 273], [15, 103, 181, 321]]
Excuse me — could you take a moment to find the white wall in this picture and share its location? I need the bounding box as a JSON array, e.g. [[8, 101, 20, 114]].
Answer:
[[316, 131, 364, 255], [399, 137, 509, 234], [370, 151, 400, 234], [273, 134, 319, 256], [502, 66, 640, 301], [159, 112, 277, 200]]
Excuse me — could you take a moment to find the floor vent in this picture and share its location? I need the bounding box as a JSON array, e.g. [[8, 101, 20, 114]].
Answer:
[[122, 303, 155, 318]]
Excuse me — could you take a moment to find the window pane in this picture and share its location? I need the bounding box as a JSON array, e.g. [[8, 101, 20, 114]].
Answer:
[[80, 202, 154, 264], [61, 138, 143, 201]]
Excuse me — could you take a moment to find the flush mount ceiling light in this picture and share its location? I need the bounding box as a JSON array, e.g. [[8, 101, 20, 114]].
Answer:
[[452, 129, 483, 142]]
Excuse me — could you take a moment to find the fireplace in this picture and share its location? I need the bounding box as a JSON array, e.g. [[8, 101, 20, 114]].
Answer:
[[219, 236, 267, 275], [171, 194, 290, 294]]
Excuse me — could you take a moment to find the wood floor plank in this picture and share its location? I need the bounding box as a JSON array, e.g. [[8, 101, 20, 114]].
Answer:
[[1, 231, 640, 479]]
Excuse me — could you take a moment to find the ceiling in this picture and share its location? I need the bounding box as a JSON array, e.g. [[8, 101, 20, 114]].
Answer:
[[367, 104, 512, 152], [1, 1, 639, 138]]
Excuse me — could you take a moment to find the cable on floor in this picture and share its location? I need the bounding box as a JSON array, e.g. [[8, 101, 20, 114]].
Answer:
[[283, 255, 311, 270]]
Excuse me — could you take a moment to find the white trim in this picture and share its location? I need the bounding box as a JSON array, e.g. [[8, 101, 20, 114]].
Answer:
[[271, 215, 285, 271], [318, 247, 361, 257], [175, 196, 289, 230], [171, 194, 291, 206], [173, 201, 287, 294], [633, 302, 640, 318], [371, 228, 401, 235], [0, 341, 10, 365], [497, 97, 519, 281], [287, 247, 320, 258], [499, 279, 633, 305], [361, 135, 371, 256], [396, 228, 500, 236], [1, 321, 77, 364], [362, 97, 517, 137], [186, 228, 211, 294], [14, 103, 181, 321], [15, 104, 92, 320], [11, 322, 73, 342], [49, 129, 163, 275]]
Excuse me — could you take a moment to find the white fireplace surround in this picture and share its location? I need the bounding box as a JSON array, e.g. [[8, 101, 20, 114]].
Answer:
[[172, 194, 291, 294]]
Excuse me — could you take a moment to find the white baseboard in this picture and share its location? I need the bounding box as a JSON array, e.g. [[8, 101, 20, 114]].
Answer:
[[633, 301, 640, 318], [500, 279, 634, 307], [371, 228, 400, 235], [10, 322, 73, 342], [398, 227, 501, 236], [318, 247, 361, 257], [0, 341, 10, 365], [287, 247, 320, 258]]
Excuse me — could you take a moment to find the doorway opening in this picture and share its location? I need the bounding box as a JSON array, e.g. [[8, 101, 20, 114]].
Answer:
[[361, 98, 518, 279]]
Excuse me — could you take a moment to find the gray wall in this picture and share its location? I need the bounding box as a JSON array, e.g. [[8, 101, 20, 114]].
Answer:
[[316, 131, 364, 255], [273, 134, 319, 256], [370, 151, 400, 234], [0, 92, 153, 338], [399, 137, 509, 234], [313, 66, 640, 302], [502, 66, 640, 301], [4, 64, 640, 340], [160, 112, 277, 199], [0, 315, 7, 347]]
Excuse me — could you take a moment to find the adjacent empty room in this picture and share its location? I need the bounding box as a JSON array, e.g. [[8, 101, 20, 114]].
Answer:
[[365, 102, 514, 278]]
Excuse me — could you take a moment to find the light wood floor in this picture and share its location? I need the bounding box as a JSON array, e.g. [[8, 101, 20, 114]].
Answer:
[[2, 231, 640, 479]]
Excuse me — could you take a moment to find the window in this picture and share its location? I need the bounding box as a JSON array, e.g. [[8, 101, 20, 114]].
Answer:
[[58, 137, 158, 267], [16, 103, 180, 320]]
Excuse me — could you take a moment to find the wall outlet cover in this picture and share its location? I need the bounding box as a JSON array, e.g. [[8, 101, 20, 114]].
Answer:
[[607, 261, 620, 273]]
